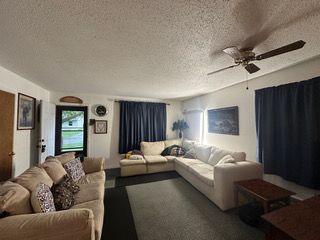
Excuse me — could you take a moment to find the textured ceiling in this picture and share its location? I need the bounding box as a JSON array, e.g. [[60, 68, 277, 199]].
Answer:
[[0, 0, 320, 100]]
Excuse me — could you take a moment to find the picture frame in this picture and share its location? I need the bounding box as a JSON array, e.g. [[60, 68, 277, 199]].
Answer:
[[207, 106, 239, 135], [94, 120, 107, 134], [17, 93, 36, 130]]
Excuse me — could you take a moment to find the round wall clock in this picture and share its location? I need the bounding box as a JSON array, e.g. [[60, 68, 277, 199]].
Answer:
[[95, 105, 108, 116]]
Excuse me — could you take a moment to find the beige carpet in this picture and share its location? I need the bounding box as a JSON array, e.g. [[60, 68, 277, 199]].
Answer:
[[126, 178, 264, 240]]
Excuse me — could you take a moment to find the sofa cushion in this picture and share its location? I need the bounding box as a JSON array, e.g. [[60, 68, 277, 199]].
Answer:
[[208, 147, 246, 166], [164, 156, 176, 162], [31, 183, 56, 213], [0, 181, 33, 215], [141, 141, 165, 155], [77, 171, 106, 185], [188, 164, 214, 186], [144, 155, 167, 164], [194, 144, 212, 163], [183, 148, 196, 159], [47, 152, 76, 164], [63, 158, 85, 182], [42, 157, 67, 184], [76, 182, 105, 204], [175, 157, 204, 170], [182, 139, 196, 151], [13, 166, 53, 192], [72, 199, 104, 240], [164, 138, 182, 147], [120, 159, 146, 166]]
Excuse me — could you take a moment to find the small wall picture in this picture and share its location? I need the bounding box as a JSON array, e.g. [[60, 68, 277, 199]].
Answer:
[[17, 93, 36, 130], [208, 106, 239, 135], [94, 120, 107, 134]]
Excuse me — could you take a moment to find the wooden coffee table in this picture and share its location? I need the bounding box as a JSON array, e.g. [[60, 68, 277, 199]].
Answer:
[[262, 195, 320, 240], [234, 179, 295, 213]]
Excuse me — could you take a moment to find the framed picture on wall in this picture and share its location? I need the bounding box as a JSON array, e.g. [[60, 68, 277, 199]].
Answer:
[[207, 106, 239, 135], [94, 120, 107, 134], [17, 93, 36, 130]]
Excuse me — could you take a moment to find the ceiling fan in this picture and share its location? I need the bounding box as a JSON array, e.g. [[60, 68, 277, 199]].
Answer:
[[207, 40, 306, 75]]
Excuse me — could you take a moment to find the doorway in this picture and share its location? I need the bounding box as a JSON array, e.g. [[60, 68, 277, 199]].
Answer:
[[55, 106, 88, 156], [0, 90, 15, 181]]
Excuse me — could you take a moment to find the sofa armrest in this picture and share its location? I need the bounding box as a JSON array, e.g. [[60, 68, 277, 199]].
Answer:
[[213, 161, 263, 210], [82, 157, 105, 174], [0, 209, 95, 240]]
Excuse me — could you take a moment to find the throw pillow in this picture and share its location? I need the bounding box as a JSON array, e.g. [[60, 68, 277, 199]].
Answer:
[[51, 176, 77, 211], [0, 181, 33, 216], [63, 158, 85, 182], [31, 183, 56, 213], [194, 144, 212, 162], [42, 157, 68, 184], [182, 139, 196, 151], [217, 155, 236, 165], [129, 155, 144, 160], [169, 146, 186, 157], [13, 166, 53, 192], [183, 148, 196, 159]]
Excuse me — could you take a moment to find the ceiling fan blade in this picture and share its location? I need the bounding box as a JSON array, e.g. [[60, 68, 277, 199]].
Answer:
[[245, 63, 260, 74], [255, 40, 306, 60], [207, 64, 239, 76], [223, 47, 244, 59]]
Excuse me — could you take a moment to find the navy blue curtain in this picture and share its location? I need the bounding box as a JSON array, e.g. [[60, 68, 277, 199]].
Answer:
[[119, 101, 167, 153], [255, 77, 320, 189]]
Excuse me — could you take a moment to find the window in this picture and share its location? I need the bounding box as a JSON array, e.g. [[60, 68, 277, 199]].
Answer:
[[55, 106, 88, 156]]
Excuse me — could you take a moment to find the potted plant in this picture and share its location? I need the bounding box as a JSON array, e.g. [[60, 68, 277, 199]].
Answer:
[[172, 119, 189, 138]]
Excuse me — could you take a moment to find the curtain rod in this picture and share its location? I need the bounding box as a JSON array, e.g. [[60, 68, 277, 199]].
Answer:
[[114, 100, 170, 106]]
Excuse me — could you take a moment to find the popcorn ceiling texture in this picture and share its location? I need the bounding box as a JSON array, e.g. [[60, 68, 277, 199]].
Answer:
[[0, 0, 319, 99]]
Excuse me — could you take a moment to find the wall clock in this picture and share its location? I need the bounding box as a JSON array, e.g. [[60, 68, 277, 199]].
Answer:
[[95, 105, 108, 116]]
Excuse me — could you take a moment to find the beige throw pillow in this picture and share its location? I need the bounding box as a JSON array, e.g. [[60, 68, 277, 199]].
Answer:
[[46, 152, 76, 165], [194, 144, 212, 163], [217, 155, 236, 165], [208, 147, 246, 166], [42, 158, 68, 184], [0, 181, 32, 215], [13, 166, 53, 192]]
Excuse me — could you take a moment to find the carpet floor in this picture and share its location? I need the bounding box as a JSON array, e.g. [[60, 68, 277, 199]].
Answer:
[[126, 178, 265, 240]]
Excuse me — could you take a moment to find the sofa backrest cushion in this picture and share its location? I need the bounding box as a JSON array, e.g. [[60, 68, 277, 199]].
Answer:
[[194, 144, 212, 163], [164, 139, 182, 148], [182, 139, 197, 151], [208, 147, 246, 166], [46, 152, 76, 165], [0, 181, 33, 215], [141, 141, 165, 155], [13, 166, 53, 192], [42, 158, 68, 184], [31, 183, 56, 213]]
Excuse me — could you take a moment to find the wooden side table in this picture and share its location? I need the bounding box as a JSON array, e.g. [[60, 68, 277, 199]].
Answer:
[[262, 195, 320, 240], [234, 179, 295, 213]]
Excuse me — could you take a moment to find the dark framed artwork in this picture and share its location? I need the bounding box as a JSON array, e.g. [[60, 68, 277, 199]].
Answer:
[[17, 93, 36, 130], [94, 120, 107, 134], [208, 106, 239, 135]]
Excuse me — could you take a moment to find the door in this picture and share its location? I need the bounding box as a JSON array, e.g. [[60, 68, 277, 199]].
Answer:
[[0, 90, 15, 181], [38, 100, 56, 164], [55, 106, 88, 156]]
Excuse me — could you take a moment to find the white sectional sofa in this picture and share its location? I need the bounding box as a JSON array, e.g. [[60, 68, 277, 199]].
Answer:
[[119, 139, 263, 211]]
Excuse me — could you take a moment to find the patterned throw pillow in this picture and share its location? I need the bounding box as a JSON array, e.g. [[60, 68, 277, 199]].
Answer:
[[169, 146, 186, 157], [63, 158, 85, 182], [56, 175, 80, 194], [31, 183, 56, 213], [51, 180, 76, 211]]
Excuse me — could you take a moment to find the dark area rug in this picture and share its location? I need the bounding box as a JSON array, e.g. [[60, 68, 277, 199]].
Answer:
[[115, 171, 180, 187], [101, 187, 138, 240]]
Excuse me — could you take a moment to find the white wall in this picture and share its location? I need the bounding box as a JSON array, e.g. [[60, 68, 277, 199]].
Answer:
[[50, 92, 182, 169], [0, 66, 50, 176], [183, 56, 320, 199]]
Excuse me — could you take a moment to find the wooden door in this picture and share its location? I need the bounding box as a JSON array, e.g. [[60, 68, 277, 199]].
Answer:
[[0, 90, 15, 181]]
